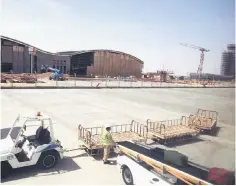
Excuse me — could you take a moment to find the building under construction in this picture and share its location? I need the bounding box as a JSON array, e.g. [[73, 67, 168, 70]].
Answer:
[[1, 35, 144, 77], [220, 44, 235, 77], [189, 73, 234, 81], [142, 70, 174, 82]]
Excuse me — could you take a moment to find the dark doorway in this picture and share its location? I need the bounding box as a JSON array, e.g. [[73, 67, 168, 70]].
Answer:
[[34, 56, 37, 72], [70, 52, 94, 76], [1, 63, 13, 73]]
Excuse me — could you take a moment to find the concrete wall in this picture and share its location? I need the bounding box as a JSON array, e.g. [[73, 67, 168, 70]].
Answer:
[[53, 55, 70, 74], [27, 51, 70, 74], [87, 51, 143, 77], [2, 45, 13, 63], [1, 38, 70, 74], [1, 39, 25, 73]]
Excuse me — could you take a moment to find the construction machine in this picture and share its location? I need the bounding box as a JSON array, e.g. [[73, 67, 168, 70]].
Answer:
[[47, 67, 66, 81], [40, 65, 66, 81]]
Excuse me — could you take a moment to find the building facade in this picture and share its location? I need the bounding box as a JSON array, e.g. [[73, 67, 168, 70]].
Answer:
[[220, 44, 235, 76], [1, 36, 144, 77], [189, 72, 234, 81], [58, 50, 144, 77], [1, 36, 70, 74]]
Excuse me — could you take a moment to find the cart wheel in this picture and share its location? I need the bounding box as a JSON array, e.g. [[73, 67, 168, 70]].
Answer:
[[122, 166, 134, 185], [209, 130, 213, 135]]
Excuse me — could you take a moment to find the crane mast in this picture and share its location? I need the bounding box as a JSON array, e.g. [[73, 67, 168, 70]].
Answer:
[[180, 43, 210, 78]]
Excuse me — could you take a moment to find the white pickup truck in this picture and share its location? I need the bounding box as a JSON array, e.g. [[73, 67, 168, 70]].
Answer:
[[115, 141, 235, 185], [117, 154, 173, 185], [115, 141, 178, 185]]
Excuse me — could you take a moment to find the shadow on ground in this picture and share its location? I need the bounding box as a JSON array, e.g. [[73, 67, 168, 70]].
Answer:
[[68, 152, 88, 159], [92, 152, 117, 165], [1, 157, 80, 183], [151, 137, 205, 148], [200, 126, 222, 137]]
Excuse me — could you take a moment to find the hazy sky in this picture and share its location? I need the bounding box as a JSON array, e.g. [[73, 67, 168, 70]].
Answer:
[[1, 0, 235, 75]]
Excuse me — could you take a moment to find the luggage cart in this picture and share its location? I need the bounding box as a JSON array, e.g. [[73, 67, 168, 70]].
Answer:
[[189, 109, 218, 134], [146, 116, 200, 145], [78, 120, 148, 156]]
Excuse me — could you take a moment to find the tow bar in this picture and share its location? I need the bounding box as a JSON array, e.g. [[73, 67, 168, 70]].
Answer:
[[63, 145, 87, 152]]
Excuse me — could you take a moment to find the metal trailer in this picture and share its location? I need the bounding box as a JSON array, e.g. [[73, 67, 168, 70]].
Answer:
[[189, 109, 218, 134], [146, 116, 200, 145], [78, 120, 148, 156]]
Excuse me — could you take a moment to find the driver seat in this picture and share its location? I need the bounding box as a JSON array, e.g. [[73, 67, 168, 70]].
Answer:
[[34, 126, 51, 146]]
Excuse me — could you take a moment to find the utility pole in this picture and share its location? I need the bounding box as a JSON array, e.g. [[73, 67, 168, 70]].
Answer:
[[28, 47, 36, 73]]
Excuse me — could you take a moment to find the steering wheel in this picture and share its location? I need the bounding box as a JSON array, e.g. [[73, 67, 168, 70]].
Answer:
[[20, 134, 27, 140], [27, 141, 34, 147], [15, 135, 27, 148]]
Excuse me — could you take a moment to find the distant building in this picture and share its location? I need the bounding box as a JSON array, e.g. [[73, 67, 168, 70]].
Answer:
[[1, 35, 144, 77], [58, 51, 143, 77], [189, 73, 234, 81], [220, 44, 235, 76], [1, 36, 70, 74]]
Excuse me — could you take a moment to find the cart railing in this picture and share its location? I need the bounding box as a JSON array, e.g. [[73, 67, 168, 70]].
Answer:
[[78, 125, 93, 148], [146, 116, 195, 134], [187, 109, 218, 130], [195, 109, 218, 121], [130, 120, 148, 137], [78, 120, 148, 148]]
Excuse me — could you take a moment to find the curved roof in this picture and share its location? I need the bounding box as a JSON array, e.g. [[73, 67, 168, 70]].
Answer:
[[57, 50, 144, 64], [1, 35, 144, 64], [0, 35, 68, 56]]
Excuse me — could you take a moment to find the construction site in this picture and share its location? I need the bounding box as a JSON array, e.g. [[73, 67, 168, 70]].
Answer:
[[1, 0, 236, 184], [1, 87, 235, 185], [1, 38, 235, 185], [1, 36, 235, 88], [1, 38, 236, 185]]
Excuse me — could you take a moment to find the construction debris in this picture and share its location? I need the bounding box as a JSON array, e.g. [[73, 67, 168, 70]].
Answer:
[[0, 73, 71, 83], [37, 73, 70, 79], [36, 72, 52, 79], [1, 74, 37, 83]]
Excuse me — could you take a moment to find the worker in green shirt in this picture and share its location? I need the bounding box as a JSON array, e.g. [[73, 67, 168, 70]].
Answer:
[[101, 124, 115, 164]]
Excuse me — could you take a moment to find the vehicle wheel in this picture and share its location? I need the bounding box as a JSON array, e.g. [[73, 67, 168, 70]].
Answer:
[[122, 166, 134, 185], [1, 161, 12, 179], [37, 150, 59, 169]]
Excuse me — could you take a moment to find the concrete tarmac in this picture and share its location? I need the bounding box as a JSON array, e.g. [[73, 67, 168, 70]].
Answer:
[[1, 88, 235, 184]]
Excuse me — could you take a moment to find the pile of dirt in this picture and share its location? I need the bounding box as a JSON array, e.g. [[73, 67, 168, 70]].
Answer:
[[36, 73, 71, 79], [0, 74, 37, 83]]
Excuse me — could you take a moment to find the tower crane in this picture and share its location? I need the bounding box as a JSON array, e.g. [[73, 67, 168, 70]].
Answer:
[[180, 43, 210, 77]]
